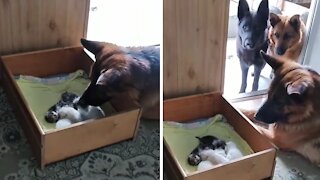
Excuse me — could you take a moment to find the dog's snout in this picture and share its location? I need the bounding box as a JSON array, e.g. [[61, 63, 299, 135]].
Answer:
[[276, 47, 286, 55], [254, 101, 283, 124], [254, 110, 263, 121], [244, 39, 254, 49], [74, 98, 88, 109]]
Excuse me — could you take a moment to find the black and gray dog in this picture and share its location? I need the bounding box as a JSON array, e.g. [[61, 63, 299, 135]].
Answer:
[[237, 0, 269, 93]]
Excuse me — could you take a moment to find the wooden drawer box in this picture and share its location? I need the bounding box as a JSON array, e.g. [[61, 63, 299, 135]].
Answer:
[[164, 92, 276, 180], [0, 47, 142, 168]]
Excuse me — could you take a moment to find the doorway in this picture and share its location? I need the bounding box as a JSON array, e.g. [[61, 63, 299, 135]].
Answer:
[[86, 0, 161, 46], [223, 0, 312, 98]]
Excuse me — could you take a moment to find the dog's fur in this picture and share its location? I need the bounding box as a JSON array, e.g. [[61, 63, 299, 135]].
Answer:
[[77, 39, 160, 119], [267, 13, 305, 62], [254, 51, 320, 165], [236, 0, 269, 93]]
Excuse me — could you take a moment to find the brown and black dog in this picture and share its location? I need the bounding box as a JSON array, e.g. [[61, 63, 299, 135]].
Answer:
[[77, 39, 160, 119], [267, 13, 305, 62], [254, 51, 320, 165]]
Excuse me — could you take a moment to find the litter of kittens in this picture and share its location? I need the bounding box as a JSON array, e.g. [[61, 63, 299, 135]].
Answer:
[[44, 92, 106, 129], [187, 136, 245, 171], [0, 47, 142, 168], [164, 92, 276, 180]]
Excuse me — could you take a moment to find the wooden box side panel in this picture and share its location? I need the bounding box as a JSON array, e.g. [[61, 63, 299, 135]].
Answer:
[[163, 92, 222, 122], [0, 59, 43, 164], [2, 47, 93, 77], [163, 0, 229, 99], [43, 109, 140, 165], [220, 98, 274, 151], [164, 141, 185, 180], [187, 150, 276, 180], [0, 0, 90, 55]]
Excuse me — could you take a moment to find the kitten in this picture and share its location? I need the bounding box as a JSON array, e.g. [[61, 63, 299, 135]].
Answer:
[[187, 136, 226, 166], [45, 92, 79, 123], [45, 92, 105, 124], [196, 142, 244, 171], [225, 141, 244, 160], [197, 149, 229, 171]]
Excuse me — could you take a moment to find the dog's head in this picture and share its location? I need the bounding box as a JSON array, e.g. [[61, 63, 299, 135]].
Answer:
[[255, 51, 319, 124], [269, 13, 303, 56], [77, 39, 132, 107], [237, 0, 269, 49]]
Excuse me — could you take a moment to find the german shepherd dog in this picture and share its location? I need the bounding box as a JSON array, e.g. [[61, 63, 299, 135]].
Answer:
[[267, 13, 305, 62], [76, 39, 160, 119], [254, 51, 320, 165], [237, 0, 269, 93]]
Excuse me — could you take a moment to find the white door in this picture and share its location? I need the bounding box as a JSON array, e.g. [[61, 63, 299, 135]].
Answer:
[[302, 0, 320, 71]]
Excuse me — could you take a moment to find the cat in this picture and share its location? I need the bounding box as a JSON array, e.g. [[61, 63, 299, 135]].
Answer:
[[45, 92, 105, 125], [187, 135, 226, 166]]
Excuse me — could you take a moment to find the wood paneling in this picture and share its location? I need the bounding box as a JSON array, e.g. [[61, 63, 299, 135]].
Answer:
[[163, 0, 230, 98], [0, 0, 89, 55]]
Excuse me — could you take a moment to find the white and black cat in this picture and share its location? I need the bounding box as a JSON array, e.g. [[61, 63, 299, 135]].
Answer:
[[45, 92, 105, 127], [187, 135, 226, 166]]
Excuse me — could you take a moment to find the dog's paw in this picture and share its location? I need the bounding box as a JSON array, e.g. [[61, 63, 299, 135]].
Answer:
[[239, 109, 256, 121]]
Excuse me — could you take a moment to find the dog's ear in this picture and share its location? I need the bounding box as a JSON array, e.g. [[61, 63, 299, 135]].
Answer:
[[96, 69, 122, 87], [238, 0, 250, 20], [286, 81, 308, 95], [260, 51, 282, 70], [269, 13, 281, 27], [289, 15, 301, 32], [81, 38, 105, 55], [257, 0, 269, 23]]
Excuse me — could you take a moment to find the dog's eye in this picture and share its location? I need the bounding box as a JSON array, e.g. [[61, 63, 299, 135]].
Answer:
[[274, 32, 280, 39], [289, 94, 303, 103], [243, 25, 249, 31]]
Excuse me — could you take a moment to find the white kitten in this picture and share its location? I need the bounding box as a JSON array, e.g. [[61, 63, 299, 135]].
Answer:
[[226, 141, 244, 160], [54, 98, 105, 129], [73, 97, 105, 120], [78, 106, 105, 120], [197, 160, 214, 171], [199, 149, 229, 165], [56, 119, 72, 128], [57, 106, 82, 123]]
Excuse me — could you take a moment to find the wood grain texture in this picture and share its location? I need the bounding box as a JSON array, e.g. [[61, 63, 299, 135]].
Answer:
[[220, 97, 274, 152], [44, 109, 140, 165], [0, 0, 89, 55], [0, 56, 43, 167], [186, 149, 276, 180], [2, 46, 92, 77], [163, 92, 223, 122], [163, 0, 229, 99]]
